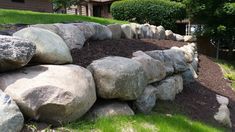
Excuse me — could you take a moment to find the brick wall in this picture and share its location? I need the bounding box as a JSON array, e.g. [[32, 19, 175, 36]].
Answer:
[[0, 0, 53, 12]]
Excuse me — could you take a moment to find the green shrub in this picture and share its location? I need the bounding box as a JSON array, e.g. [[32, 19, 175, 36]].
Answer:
[[111, 0, 186, 30]]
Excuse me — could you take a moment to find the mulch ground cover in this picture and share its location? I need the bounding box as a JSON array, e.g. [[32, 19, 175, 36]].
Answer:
[[71, 39, 235, 131]]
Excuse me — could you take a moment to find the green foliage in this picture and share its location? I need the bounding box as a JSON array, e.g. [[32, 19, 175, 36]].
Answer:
[[0, 9, 128, 25], [111, 0, 186, 30], [223, 2, 235, 15], [217, 59, 235, 90], [185, 0, 235, 57], [64, 114, 226, 132]]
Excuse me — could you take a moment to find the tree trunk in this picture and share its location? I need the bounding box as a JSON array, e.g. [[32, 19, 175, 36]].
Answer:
[[216, 40, 220, 60]]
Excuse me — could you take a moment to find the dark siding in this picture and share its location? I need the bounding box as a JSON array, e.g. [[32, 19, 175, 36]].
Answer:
[[0, 0, 53, 12]]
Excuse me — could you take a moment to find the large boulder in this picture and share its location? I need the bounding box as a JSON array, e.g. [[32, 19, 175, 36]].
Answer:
[[0, 90, 24, 132], [32, 24, 86, 50], [129, 23, 141, 39], [72, 23, 96, 40], [53, 24, 86, 49], [182, 64, 198, 85], [153, 74, 183, 100], [134, 85, 158, 114], [13, 27, 73, 64], [0, 35, 36, 72], [180, 44, 196, 63], [121, 24, 134, 39], [139, 24, 153, 39], [108, 24, 122, 39], [145, 50, 174, 75], [165, 30, 175, 40], [85, 101, 134, 120], [132, 51, 166, 83], [174, 34, 184, 42], [184, 35, 196, 42], [150, 25, 160, 39], [0, 65, 96, 124], [146, 48, 188, 75], [87, 56, 147, 100], [90, 22, 112, 40], [157, 26, 166, 40]]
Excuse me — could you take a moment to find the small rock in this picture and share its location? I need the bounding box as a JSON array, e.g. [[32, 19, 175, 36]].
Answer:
[[85, 101, 134, 120], [214, 105, 232, 128], [216, 95, 229, 106]]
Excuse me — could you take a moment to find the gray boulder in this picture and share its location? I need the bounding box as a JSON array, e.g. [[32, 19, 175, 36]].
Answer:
[[0, 35, 36, 72], [184, 35, 196, 42], [153, 74, 183, 100], [145, 50, 174, 75], [174, 34, 184, 41], [121, 24, 134, 39], [134, 85, 158, 114], [165, 30, 175, 40], [146, 48, 187, 75], [13, 27, 73, 64], [150, 25, 160, 39], [0, 90, 24, 132], [54, 24, 86, 49], [0, 65, 96, 124], [87, 56, 147, 100], [86, 101, 134, 120], [108, 24, 122, 39], [182, 64, 198, 85], [132, 51, 166, 83], [72, 23, 96, 40], [90, 23, 112, 40], [139, 24, 153, 39], [129, 23, 141, 39], [32, 24, 86, 50], [157, 26, 166, 40]]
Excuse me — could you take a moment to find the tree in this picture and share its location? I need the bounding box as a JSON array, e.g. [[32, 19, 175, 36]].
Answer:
[[184, 0, 235, 59], [52, 0, 73, 13]]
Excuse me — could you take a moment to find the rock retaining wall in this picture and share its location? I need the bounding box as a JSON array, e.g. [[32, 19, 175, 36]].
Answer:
[[0, 22, 198, 131]]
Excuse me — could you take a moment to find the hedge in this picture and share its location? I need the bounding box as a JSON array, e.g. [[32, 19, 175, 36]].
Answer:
[[111, 0, 186, 30]]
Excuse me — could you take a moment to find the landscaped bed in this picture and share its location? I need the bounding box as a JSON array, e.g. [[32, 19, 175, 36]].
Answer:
[[70, 39, 235, 130], [21, 39, 234, 131]]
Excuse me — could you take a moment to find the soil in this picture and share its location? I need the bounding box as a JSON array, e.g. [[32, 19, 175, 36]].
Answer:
[[71, 39, 235, 131]]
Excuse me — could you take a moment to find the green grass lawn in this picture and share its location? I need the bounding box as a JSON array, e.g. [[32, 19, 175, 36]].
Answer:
[[217, 59, 235, 90], [0, 9, 128, 25], [62, 114, 227, 132]]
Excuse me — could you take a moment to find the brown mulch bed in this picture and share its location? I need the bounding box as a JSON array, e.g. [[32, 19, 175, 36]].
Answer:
[[71, 39, 235, 130], [71, 39, 186, 67], [176, 54, 235, 130]]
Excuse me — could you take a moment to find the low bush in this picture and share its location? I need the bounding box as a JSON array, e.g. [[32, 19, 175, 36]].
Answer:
[[111, 0, 186, 30]]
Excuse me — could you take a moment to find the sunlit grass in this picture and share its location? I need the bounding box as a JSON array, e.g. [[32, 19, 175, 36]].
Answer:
[[0, 9, 128, 25], [217, 59, 235, 90], [63, 114, 227, 132]]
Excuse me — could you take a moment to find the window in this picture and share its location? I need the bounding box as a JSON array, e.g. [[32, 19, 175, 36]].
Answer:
[[11, 0, 25, 3]]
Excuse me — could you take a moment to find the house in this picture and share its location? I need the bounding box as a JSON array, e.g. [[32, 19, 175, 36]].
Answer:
[[68, 0, 116, 18], [0, 0, 53, 12]]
